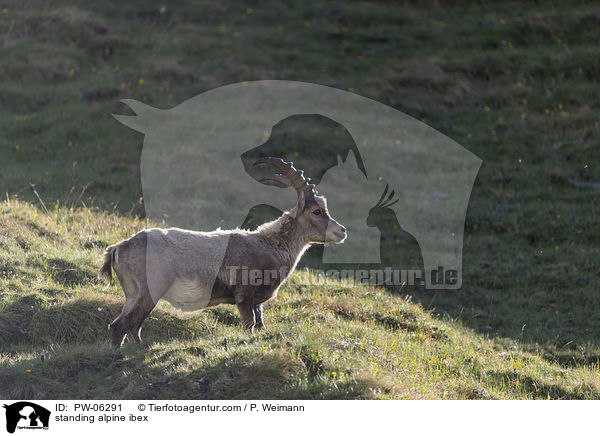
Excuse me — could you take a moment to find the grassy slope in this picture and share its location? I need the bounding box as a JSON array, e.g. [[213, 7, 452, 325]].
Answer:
[[1, 201, 598, 399], [0, 1, 599, 398]]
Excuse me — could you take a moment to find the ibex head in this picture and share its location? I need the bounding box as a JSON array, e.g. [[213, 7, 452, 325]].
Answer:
[[253, 157, 346, 244], [366, 184, 399, 228]]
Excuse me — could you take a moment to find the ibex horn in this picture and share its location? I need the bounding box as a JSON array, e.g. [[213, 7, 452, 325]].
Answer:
[[253, 157, 316, 197]]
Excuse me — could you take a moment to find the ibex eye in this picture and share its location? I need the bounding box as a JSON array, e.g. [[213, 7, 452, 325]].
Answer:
[[313, 209, 322, 216]]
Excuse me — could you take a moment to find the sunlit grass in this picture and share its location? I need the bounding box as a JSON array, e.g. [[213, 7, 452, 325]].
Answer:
[[1, 201, 598, 399]]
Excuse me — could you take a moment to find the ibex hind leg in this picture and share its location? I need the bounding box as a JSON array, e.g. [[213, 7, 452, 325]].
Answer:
[[122, 284, 156, 344], [110, 271, 139, 347]]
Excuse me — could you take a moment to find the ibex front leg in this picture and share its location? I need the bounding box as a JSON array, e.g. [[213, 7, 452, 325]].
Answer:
[[235, 287, 256, 331], [253, 304, 265, 329]]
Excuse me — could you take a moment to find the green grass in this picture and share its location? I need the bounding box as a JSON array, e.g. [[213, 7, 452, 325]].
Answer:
[[1, 0, 599, 398], [0, 201, 599, 399]]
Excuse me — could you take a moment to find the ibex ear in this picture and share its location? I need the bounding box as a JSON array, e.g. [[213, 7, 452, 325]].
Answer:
[[297, 191, 305, 212]]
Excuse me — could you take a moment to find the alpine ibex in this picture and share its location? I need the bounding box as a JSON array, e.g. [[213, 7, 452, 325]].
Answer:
[[98, 158, 347, 346]]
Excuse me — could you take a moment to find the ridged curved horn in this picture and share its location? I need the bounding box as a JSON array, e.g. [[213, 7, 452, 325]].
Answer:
[[259, 174, 292, 188], [253, 157, 316, 197]]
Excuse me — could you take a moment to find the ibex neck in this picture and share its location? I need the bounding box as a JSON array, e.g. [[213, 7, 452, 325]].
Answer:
[[257, 213, 310, 259]]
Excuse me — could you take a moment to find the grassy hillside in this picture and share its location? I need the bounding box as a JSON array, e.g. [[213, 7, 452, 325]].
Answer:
[[1, 1, 599, 398], [1, 201, 598, 399]]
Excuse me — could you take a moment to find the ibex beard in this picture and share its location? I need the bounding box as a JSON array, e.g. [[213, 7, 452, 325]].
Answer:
[[98, 158, 346, 347]]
